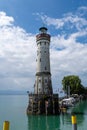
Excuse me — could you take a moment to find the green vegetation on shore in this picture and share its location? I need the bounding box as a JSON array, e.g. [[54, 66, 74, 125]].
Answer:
[[62, 75, 87, 95]]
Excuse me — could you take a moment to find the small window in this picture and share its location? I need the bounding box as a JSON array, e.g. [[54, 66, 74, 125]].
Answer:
[[45, 66, 47, 70], [40, 58, 41, 62], [44, 42, 46, 45], [44, 79, 47, 83], [37, 51, 39, 56], [39, 79, 41, 82]]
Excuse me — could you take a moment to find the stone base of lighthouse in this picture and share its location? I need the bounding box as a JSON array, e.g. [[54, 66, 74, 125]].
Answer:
[[27, 93, 60, 115]]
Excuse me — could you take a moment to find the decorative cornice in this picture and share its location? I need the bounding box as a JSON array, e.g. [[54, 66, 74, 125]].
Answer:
[[36, 72, 51, 76]]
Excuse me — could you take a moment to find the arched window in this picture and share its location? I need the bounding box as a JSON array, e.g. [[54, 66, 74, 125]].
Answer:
[[40, 42, 41, 45]]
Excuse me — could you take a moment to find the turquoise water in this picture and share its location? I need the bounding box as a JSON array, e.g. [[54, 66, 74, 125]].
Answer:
[[0, 95, 87, 130]]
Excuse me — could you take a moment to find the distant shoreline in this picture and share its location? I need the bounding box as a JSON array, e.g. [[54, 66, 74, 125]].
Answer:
[[0, 93, 27, 95], [0, 90, 27, 95]]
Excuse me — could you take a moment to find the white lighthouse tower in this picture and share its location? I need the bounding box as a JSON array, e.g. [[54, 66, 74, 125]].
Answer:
[[34, 27, 53, 95], [27, 27, 59, 115]]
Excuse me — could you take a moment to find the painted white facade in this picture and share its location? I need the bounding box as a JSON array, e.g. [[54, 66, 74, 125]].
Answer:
[[34, 27, 53, 94], [36, 40, 50, 73]]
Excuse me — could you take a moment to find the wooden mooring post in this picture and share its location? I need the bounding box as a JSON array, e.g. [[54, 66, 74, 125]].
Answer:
[[71, 115, 77, 130], [3, 121, 10, 130]]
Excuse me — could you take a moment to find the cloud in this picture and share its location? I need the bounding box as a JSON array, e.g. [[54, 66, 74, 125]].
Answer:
[[50, 43, 87, 89], [77, 6, 87, 16], [0, 6, 87, 92], [0, 12, 14, 26], [50, 31, 87, 87], [37, 6, 87, 32], [36, 7, 87, 87], [0, 11, 36, 91]]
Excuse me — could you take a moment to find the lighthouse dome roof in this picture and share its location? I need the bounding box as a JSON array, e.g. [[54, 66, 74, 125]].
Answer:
[[39, 27, 48, 33]]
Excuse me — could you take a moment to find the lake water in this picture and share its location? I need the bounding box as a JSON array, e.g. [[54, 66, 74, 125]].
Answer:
[[0, 95, 87, 130]]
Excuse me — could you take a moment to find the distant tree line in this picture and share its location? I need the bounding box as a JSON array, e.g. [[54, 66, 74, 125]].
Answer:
[[62, 75, 87, 96]]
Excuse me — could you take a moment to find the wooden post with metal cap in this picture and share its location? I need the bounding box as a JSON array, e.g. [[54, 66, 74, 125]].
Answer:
[[3, 121, 10, 130]]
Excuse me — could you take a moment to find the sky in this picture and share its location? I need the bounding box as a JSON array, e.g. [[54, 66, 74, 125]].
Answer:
[[0, 0, 87, 93]]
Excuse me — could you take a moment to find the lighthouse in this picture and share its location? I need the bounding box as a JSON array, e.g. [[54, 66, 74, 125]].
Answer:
[[27, 27, 59, 115], [34, 27, 53, 95]]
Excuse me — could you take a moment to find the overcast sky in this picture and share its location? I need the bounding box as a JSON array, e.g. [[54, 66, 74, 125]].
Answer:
[[0, 0, 87, 93]]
